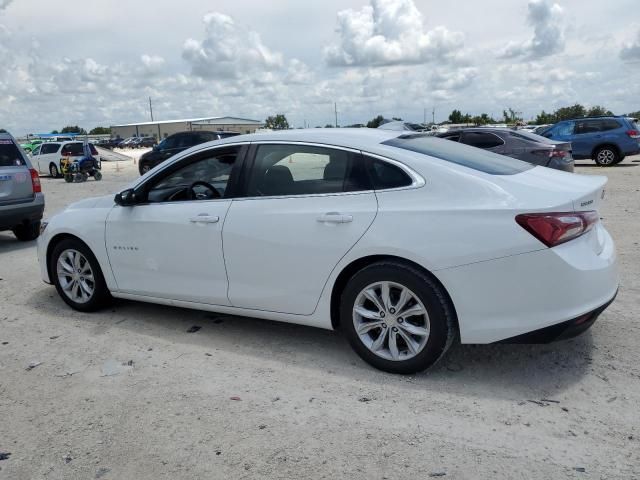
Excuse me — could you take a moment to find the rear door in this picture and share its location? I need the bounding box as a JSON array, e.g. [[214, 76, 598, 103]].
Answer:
[[223, 143, 377, 315], [0, 140, 33, 204]]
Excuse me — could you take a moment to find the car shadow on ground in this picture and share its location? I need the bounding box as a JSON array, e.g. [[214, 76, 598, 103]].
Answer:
[[0, 232, 37, 253], [27, 287, 595, 400]]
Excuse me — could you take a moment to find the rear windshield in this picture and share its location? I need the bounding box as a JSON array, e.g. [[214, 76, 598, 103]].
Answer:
[[382, 134, 534, 175], [61, 143, 98, 156], [0, 140, 25, 167]]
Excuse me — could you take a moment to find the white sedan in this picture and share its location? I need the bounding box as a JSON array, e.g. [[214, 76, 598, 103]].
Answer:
[[37, 129, 618, 373]]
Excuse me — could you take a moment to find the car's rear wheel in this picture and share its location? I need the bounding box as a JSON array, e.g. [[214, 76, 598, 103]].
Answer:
[[49, 163, 60, 178], [594, 146, 619, 166], [13, 221, 40, 241], [340, 262, 455, 374], [50, 238, 112, 311]]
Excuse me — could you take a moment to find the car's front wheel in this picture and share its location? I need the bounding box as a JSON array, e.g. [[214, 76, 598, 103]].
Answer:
[[594, 146, 619, 166], [50, 238, 112, 311], [340, 262, 455, 374]]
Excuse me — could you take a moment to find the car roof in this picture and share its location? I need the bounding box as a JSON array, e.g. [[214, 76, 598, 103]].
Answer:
[[212, 128, 403, 151]]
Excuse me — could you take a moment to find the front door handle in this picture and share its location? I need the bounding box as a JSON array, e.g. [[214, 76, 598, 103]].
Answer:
[[317, 212, 353, 224], [189, 214, 220, 224]]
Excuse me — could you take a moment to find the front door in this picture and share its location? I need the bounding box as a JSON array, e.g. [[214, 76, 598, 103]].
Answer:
[[223, 143, 377, 315], [106, 145, 243, 304]]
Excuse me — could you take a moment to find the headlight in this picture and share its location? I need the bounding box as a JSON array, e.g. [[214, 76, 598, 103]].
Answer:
[[40, 221, 48, 234]]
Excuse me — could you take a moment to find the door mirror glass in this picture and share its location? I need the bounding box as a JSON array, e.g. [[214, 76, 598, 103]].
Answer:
[[114, 188, 138, 206]]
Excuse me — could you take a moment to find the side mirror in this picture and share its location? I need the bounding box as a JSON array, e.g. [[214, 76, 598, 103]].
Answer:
[[114, 188, 138, 206]]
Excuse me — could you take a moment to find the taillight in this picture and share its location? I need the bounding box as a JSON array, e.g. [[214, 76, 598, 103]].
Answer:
[[549, 149, 568, 158], [626, 129, 640, 139], [515, 211, 599, 247], [29, 168, 41, 193]]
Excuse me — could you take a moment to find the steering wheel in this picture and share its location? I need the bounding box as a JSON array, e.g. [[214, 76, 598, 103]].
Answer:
[[188, 181, 221, 200]]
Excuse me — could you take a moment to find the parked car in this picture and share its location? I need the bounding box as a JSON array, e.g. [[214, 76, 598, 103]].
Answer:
[[137, 131, 240, 174], [130, 137, 157, 148], [30, 141, 101, 177], [117, 137, 137, 148], [0, 132, 44, 241], [437, 128, 574, 171], [37, 129, 618, 373], [19, 138, 43, 153], [377, 121, 428, 132], [540, 116, 640, 166], [96, 138, 123, 150]]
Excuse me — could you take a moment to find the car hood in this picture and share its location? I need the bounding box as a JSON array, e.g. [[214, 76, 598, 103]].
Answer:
[[65, 194, 115, 211]]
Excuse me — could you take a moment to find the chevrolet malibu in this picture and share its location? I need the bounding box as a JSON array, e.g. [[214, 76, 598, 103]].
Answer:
[[37, 129, 618, 373]]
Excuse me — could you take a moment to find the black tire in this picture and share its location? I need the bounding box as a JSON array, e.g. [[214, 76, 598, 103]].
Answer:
[[340, 262, 455, 374], [64, 174, 73, 183], [594, 146, 619, 166], [12, 221, 40, 241], [49, 163, 60, 178], [50, 237, 112, 312], [93, 170, 103, 181]]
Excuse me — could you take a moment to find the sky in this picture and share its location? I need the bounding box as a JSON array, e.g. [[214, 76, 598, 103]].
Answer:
[[0, 0, 638, 135]]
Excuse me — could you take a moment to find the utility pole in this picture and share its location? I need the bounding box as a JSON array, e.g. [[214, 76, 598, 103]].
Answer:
[[432, 107, 435, 125], [334, 102, 338, 128], [423, 108, 426, 125], [149, 97, 154, 122]]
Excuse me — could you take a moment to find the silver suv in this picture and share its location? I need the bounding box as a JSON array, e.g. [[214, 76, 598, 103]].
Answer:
[[0, 132, 45, 241]]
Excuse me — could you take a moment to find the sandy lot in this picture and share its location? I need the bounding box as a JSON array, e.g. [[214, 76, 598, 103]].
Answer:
[[1, 153, 639, 479]]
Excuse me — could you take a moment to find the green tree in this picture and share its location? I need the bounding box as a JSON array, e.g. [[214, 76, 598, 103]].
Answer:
[[366, 115, 385, 128], [324, 124, 335, 128], [448, 109, 464, 123], [586, 105, 613, 117], [59, 125, 87, 135], [0, 128, 6, 133], [89, 126, 111, 135], [51, 130, 59, 134], [535, 110, 556, 125], [502, 108, 523, 124], [625, 110, 640, 119], [471, 113, 494, 125], [554, 104, 586, 121], [264, 114, 289, 130]]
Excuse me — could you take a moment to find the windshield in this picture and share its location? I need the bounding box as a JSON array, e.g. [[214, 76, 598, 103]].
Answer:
[[0, 140, 25, 167], [383, 134, 534, 175]]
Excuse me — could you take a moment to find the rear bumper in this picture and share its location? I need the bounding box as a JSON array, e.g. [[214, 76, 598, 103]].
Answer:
[[498, 290, 617, 343], [437, 224, 618, 343], [0, 195, 45, 230]]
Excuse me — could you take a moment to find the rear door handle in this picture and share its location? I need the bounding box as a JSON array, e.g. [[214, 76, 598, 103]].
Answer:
[[317, 212, 353, 224], [189, 214, 220, 224]]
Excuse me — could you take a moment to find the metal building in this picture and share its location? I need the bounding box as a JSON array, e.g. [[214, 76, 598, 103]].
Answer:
[[110, 116, 264, 139]]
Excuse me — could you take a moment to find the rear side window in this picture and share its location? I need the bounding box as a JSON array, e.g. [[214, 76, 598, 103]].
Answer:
[[0, 140, 25, 166], [601, 119, 621, 131], [383, 135, 534, 175], [366, 157, 412, 189], [461, 132, 504, 149], [41, 143, 60, 154]]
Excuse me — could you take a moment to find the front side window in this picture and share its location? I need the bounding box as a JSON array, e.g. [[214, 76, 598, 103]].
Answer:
[[551, 122, 574, 136], [32, 145, 42, 155], [246, 144, 369, 197], [576, 120, 602, 134], [146, 147, 240, 203], [461, 132, 504, 149]]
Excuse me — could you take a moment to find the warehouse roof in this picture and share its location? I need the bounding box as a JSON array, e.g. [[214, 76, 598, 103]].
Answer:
[[111, 116, 263, 127]]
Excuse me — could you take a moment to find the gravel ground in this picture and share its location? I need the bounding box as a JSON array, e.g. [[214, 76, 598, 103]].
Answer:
[[1, 153, 639, 479]]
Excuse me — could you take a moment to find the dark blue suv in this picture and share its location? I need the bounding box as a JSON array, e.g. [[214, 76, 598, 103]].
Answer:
[[541, 116, 640, 166]]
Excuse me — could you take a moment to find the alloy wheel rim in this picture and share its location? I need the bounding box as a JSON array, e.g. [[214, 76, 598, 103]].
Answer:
[[50, 165, 57, 176], [56, 249, 95, 304], [353, 281, 430, 361], [598, 149, 614, 164]]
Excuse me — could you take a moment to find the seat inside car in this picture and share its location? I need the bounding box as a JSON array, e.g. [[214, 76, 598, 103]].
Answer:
[[261, 165, 294, 195]]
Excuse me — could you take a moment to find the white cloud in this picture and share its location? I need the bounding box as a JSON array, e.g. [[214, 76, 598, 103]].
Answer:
[[324, 0, 465, 67], [0, 0, 12, 11], [141, 54, 165, 75], [500, 0, 565, 60], [620, 30, 640, 62], [182, 12, 283, 79]]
